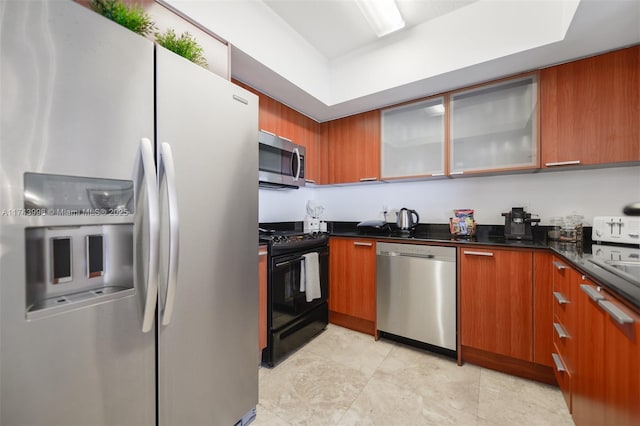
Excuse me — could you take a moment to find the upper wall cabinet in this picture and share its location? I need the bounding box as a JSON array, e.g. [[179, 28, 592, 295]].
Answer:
[[326, 111, 380, 184], [381, 97, 446, 179], [540, 45, 640, 168], [234, 80, 326, 184], [450, 75, 538, 175]]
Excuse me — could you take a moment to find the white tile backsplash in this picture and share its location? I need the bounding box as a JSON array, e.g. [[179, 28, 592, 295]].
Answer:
[[259, 166, 640, 225]]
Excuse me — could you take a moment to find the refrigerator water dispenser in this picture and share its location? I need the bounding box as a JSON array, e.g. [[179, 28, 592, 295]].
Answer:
[[25, 224, 134, 319]]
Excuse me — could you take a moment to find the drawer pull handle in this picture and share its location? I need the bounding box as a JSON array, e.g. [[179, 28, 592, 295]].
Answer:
[[258, 250, 268, 256], [553, 291, 570, 305], [430, 173, 445, 177], [545, 160, 581, 167], [551, 353, 566, 372], [579, 284, 604, 302], [553, 322, 569, 339], [353, 242, 373, 247], [552, 261, 567, 271], [359, 177, 378, 182], [597, 300, 634, 325], [463, 251, 493, 257], [450, 171, 464, 175]]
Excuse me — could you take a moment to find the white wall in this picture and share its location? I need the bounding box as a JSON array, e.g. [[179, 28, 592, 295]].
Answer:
[[259, 166, 640, 226]]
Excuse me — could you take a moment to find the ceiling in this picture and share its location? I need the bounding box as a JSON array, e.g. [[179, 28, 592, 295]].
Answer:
[[166, 0, 640, 122], [263, 0, 479, 59]]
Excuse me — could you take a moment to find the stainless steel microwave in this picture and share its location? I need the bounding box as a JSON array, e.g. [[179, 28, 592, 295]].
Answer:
[[258, 130, 305, 189]]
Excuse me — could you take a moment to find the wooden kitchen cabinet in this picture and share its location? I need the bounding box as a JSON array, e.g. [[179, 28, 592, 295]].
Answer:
[[328, 237, 376, 335], [550, 256, 580, 412], [550, 258, 640, 426], [532, 251, 554, 367], [572, 277, 606, 425], [381, 97, 446, 179], [540, 45, 640, 168], [460, 247, 533, 361], [325, 111, 381, 184], [233, 80, 327, 183], [572, 279, 640, 426], [449, 75, 539, 174], [602, 290, 640, 426], [258, 245, 268, 351]]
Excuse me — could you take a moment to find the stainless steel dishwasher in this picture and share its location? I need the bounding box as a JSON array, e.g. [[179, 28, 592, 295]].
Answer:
[[376, 242, 457, 353]]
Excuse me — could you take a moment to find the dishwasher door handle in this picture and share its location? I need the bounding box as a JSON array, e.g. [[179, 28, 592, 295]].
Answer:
[[379, 251, 436, 260]]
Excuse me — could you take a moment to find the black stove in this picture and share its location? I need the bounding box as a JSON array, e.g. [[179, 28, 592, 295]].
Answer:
[[259, 230, 329, 254], [258, 228, 330, 366]]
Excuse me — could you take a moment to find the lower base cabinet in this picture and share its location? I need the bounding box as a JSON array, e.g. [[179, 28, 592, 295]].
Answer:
[[460, 247, 533, 361], [460, 247, 557, 384], [328, 237, 376, 335], [554, 263, 640, 426]]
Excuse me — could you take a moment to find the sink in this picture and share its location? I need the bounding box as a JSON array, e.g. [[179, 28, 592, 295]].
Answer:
[[589, 259, 640, 286]]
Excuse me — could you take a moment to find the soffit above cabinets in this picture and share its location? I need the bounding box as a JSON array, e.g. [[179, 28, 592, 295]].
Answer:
[[164, 0, 640, 122]]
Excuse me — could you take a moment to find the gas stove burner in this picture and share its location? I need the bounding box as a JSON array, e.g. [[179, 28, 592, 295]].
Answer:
[[271, 232, 325, 244], [261, 231, 330, 255]]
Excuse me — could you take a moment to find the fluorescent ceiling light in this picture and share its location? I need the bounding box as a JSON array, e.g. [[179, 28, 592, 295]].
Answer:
[[356, 0, 405, 37]]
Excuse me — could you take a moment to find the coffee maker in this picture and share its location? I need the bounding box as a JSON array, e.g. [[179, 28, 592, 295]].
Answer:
[[502, 207, 540, 240]]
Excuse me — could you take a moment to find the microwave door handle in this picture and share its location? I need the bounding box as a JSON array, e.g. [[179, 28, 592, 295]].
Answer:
[[159, 142, 180, 327], [134, 138, 160, 333], [293, 147, 301, 181]]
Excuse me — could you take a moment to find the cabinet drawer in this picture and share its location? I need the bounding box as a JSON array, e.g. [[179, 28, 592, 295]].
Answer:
[[552, 319, 573, 368], [552, 345, 573, 413], [553, 290, 573, 324]]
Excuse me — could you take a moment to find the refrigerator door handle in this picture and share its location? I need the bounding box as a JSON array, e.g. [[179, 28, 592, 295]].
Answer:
[[134, 138, 160, 333], [159, 142, 180, 326]]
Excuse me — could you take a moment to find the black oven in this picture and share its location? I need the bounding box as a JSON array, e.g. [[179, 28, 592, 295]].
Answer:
[[261, 233, 329, 366]]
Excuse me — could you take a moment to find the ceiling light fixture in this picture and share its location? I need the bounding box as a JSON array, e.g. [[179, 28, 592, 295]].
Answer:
[[356, 0, 405, 38]]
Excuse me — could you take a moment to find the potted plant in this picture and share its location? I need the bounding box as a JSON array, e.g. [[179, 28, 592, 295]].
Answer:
[[90, 0, 156, 36], [155, 29, 208, 68]]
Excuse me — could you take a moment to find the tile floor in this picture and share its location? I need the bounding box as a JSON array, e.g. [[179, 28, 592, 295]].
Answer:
[[254, 324, 574, 426]]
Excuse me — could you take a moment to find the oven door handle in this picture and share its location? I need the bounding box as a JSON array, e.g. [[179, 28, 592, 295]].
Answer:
[[275, 257, 304, 268]]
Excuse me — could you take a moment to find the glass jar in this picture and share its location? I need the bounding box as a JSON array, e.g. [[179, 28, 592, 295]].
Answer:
[[560, 214, 584, 243], [547, 217, 563, 241], [560, 225, 577, 242]]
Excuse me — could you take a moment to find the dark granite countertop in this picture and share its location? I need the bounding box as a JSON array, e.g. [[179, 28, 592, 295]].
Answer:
[[548, 243, 640, 310], [260, 221, 640, 310]]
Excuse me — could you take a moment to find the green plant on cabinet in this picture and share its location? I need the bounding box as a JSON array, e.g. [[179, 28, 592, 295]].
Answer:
[[155, 29, 208, 68], [90, 0, 155, 36]]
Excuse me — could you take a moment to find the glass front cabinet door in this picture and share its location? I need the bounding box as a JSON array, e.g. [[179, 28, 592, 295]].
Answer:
[[449, 75, 538, 174], [381, 97, 445, 179]]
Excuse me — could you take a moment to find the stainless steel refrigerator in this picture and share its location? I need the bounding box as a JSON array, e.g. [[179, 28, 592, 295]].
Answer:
[[0, 1, 259, 425]]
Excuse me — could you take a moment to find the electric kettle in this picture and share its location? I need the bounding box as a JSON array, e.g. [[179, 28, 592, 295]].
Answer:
[[396, 208, 420, 231]]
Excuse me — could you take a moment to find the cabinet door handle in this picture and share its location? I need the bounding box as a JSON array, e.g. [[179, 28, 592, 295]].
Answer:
[[553, 291, 570, 305], [463, 250, 493, 257], [359, 177, 378, 182], [450, 171, 464, 175], [552, 261, 567, 270], [305, 179, 316, 184], [579, 284, 604, 302], [430, 173, 445, 177], [597, 300, 635, 325], [258, 250, 268, 256], [353, 242, 373, 247], [544, 160, 581, 167], [551, 353, 566, 372], [553, 322, 569, 339]]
